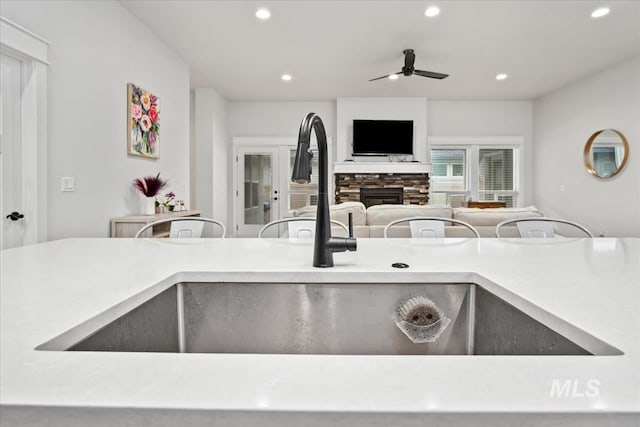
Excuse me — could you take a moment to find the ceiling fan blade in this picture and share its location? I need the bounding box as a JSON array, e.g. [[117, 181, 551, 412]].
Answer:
[[414, 69, 449, 79], [369, 72, 400, 82]]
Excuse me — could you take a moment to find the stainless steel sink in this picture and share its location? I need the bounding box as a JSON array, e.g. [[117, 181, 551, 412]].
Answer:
[[40, 282, 621, 356]]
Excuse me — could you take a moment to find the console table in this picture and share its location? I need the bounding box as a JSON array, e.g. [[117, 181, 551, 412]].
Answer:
[[110, 210, 201, 238], [467, 201, 507, 209]]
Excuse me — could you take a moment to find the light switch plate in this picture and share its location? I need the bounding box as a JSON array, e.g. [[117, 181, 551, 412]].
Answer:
[[61, 177, 74, 192]]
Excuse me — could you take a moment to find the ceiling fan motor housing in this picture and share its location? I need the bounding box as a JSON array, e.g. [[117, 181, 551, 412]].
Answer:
[[402, 49, 416, 75]]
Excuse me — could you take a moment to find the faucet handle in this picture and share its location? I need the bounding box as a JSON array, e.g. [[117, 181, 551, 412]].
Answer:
[[348, 212, 353, 238]]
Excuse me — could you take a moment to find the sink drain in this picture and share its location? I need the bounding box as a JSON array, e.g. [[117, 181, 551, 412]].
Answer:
[[391, 262, 409, 269]]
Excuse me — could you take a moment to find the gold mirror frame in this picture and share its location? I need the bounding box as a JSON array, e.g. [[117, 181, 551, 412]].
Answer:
[[583, 129, 629, 179]]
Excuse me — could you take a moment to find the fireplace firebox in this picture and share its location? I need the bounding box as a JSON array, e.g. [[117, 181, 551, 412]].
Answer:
[[360, 188, 403, 208]]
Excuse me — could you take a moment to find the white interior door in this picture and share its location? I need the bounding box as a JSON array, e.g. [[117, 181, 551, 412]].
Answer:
[[235, 146, 280, 237], [1, 53, 24, 249]]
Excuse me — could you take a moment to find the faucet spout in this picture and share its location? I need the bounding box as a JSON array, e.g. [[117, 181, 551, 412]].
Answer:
[[293, 113, 357, 267]]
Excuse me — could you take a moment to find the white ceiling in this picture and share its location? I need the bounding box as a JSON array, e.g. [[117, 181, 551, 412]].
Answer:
[[121, 0, 640, 101]]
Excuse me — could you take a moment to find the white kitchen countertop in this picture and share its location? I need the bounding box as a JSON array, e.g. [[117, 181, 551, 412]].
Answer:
[[1, 237, 638, 426]]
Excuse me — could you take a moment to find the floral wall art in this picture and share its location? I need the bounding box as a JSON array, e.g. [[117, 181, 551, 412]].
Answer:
[[127, 83, 160, 158]]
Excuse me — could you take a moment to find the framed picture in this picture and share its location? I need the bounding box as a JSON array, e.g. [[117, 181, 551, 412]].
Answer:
[[127, 83, 160, 159]]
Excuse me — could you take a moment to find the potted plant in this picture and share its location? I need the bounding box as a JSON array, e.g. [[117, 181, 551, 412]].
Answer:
[[156, 191, 176, 213], [133, 173, 168, 215]]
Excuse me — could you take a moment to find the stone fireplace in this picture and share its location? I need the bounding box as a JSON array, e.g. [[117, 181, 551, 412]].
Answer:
[[335, 173, 429, 206]]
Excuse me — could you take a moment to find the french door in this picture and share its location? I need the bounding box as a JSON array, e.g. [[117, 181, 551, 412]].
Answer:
[[1, 21, 49, 249], [235, 146, 280, 237], [233, 138, 323, 237], [1, 53, 24, 249]]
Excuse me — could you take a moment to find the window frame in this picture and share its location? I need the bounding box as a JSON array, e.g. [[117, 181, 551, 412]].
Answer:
[[428, 137, 524, 207]]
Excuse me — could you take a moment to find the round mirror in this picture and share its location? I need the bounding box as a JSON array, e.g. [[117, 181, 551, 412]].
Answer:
[[584, 129, 629, 178]]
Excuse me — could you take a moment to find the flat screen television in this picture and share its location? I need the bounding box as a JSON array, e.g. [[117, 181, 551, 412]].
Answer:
[[352, 119, 414, 156]]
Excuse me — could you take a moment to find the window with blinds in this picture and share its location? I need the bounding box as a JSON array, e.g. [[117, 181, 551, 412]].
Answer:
[[431, 149, 465, 179], [431, 145, 519, 207], [478, 148, 515, 206], [479, 149, 513, 191], [430, 149, 467, 205]]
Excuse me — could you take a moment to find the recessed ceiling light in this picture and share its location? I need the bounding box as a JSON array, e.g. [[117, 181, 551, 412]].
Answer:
[[281, 74, 292, 81], [496, 73, 508, 81], [424, 6, 440, 17], [388, 74, 399, 80], [591, 7, 610, 18], [256, 8, 271, 20]]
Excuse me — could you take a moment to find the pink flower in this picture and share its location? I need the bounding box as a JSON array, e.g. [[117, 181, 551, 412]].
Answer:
[[148, 131, 156, 148], [148, 106, 159, 123], [140, 115, 152, 132], [131, 104, 142, 120]]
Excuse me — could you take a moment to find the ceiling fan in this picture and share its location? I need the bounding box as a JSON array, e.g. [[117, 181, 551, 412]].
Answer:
[[369, 49, 449, 81]]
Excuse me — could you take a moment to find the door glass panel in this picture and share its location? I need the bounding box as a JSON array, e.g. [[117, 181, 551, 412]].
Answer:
[[243, 154, 272, 225]]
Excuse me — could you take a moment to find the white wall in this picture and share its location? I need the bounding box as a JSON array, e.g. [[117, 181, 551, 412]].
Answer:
[[427, 101, 534, 205], [532, 57, 640, 237], [2, 1, 190, 239], [192, 89, 229, 226], [336, 97, 428, 163], [228, 102, 336, 139]]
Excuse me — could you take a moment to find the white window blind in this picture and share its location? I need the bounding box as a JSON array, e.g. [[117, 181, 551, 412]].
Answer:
[[478, 148, 515, 206], [431, 143, 520, 207], [479, 149, 513, 191]]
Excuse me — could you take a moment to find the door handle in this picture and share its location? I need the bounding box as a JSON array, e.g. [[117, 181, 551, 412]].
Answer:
[[6, 211, 24, 221]]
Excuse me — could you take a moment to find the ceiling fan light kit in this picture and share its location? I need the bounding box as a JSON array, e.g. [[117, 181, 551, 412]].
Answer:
[[369, 49, 449, 82]]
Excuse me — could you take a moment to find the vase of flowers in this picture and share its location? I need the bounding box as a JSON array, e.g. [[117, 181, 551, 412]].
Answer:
[[133, 173, 168, 215], [156, 191, 176, 213]]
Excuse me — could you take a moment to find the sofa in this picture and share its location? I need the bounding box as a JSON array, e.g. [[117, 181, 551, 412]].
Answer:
[[293, 201, 544, 238]]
